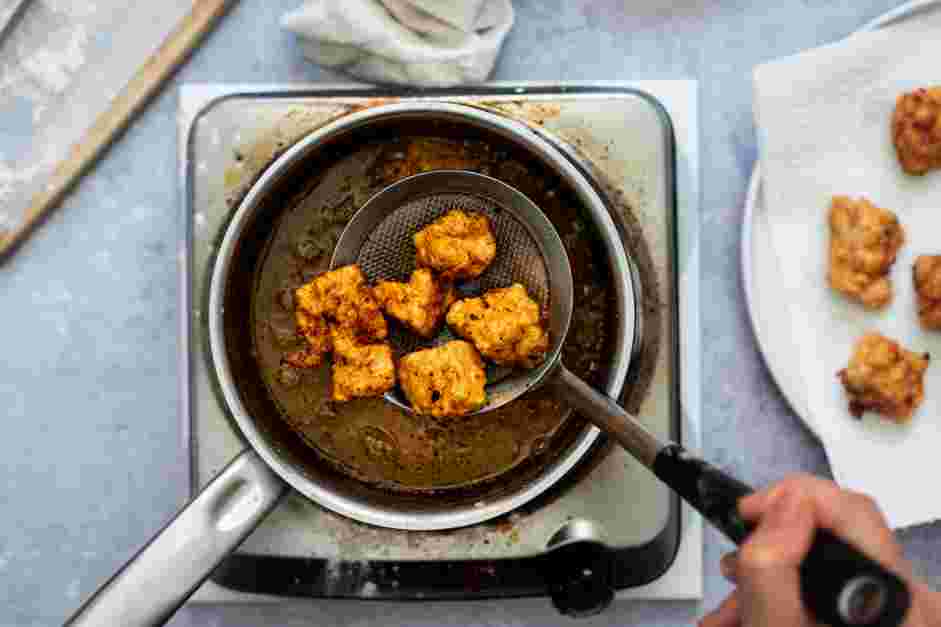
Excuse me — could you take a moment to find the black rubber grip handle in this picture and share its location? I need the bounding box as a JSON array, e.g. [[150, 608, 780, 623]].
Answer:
[[652, 444, 910, 627]]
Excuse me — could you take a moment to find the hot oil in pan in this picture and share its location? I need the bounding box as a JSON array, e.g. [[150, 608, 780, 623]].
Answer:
[[252, 133, 616, 491]]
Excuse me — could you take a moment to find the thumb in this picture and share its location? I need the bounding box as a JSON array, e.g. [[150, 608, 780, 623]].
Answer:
[[737, 492, 816, 627]]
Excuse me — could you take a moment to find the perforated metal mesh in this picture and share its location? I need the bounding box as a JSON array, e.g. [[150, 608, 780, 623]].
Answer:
[[355, 192, 550, 356]]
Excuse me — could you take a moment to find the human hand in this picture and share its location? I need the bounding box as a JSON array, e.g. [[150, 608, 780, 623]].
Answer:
[[700, 474, 941, 627]]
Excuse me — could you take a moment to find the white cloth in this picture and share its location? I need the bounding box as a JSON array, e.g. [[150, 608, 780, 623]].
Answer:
[[753, 8, 941, 528], [281, 0, 514, 87]]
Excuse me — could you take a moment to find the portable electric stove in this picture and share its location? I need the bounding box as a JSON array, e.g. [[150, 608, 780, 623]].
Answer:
[[178, 81, 702, 609]]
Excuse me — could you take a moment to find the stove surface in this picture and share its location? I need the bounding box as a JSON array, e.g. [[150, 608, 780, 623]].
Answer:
[[178, 81, 701, 603]]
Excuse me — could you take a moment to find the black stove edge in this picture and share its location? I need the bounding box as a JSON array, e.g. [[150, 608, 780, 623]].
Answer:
[[185, 84, 683, 599]]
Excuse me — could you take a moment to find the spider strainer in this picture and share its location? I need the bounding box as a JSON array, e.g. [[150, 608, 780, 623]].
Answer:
[[330, 170, 574, 414]]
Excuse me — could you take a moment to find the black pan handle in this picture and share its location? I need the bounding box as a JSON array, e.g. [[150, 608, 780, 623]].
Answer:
[[652, 444, 910, 627]]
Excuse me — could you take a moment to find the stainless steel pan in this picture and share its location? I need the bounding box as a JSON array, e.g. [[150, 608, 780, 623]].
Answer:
[[65, 102, 637, 626]]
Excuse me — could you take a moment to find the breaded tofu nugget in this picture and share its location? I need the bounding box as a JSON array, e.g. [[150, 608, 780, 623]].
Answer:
[[295, 265, 387, 343], [283, 309, 332, 368], [413, 210, 497, 280], [399, 341, 487, 417], [330, 329, 396, 402], [838, 333, 930, 422], [447, 283, 549, 369], [373, 269, 455, 338], [892, 86, 941, 175], [914, 255, 941, 330], [828, 196, 905, 309]]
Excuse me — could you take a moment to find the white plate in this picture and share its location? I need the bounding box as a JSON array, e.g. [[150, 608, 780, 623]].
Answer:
[[741, 0, 941, 438]]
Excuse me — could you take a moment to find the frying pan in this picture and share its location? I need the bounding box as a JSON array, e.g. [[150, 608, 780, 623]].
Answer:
[[65, 102, 637, 625], [334, 170, 912, 627]]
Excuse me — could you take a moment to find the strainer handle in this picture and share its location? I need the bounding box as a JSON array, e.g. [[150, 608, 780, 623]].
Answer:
[[551, 365, 911, 627], [550, 365, 663, 467]]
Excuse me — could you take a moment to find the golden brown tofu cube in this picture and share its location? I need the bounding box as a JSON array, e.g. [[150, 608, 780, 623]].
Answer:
[[295, 265, 387, 343], [892, 86, 941, 175], [838, 333, 930, 422], [373, 269, 455, 338], [330, 329, 396, 402], [413, 210, 497, 280], [914, 255, 941, 330], [283, 309, 332, 368], [446, 283, 549, 369], [827, 196, 905, 309], [399, 341, 487, 417]]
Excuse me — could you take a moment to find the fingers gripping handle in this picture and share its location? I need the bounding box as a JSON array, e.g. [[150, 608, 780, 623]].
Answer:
[[800, 530, 911, 627], [652, 445, 910, 627]]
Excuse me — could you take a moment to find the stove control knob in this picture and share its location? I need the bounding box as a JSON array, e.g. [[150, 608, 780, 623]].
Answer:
[[545, 520, 615, 618]]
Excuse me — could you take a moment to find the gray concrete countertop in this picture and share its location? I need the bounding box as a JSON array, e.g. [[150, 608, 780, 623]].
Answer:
[[3, 1, 939, 626]]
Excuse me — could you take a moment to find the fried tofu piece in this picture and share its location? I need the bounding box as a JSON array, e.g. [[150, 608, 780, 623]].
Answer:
[[838, 333, 930, 422], [827, 196, 905, 309], [446, 283, 549, 369], [283, 309, 332, 368], [289, 265, 394, 398], [413, 210, 497, 280], [914, 255, 941, 330], [399, 341, 487, 417], [330, 328, 396, 402], [892, 86, 941, 175], [295, 265, 387, 343], [289, 265, 387, 370], [373, 269, 455, 338]]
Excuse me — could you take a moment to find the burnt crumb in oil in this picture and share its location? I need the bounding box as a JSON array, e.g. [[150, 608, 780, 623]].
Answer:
[[270, 320, 300, 348], [276, 363, 302, 387], [294, 227, 340, 261], [294, 237, 321, 261], [275, 287, 295, 312], [313, 397, 338, 420]]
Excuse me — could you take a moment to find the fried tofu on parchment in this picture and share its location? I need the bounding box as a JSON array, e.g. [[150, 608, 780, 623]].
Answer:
[[330, 328, 396, 402], [399, 340, 487, 417], [838, 332, 930, 422], [446, 283, 549, 369], [892, 86, 941, 175], [915, 255, 941, 330], [373, 269, 455, 338], [413, 210, 497, 280], [827, 196, 905, 309]]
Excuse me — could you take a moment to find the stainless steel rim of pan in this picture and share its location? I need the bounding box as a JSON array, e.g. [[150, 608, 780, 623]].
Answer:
[[209, 102, 637, 531]]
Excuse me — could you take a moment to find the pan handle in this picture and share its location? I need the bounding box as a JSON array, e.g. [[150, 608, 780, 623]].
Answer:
[[64, 449, 287, 627]]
